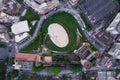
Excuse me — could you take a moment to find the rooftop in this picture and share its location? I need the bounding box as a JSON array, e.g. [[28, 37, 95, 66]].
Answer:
[[15, 53, 41, 62], [69, 0, 79, 5], [95, 30, 113, 46], [108, 43, 120, 59], [24, 0, 59, 14], [106, 13, 120, 34], [11, 20, 30, 35]]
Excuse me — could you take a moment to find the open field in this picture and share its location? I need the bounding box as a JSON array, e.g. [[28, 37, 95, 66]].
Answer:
[[20, 32, 42, 52], [20, 10, 39, 21], [41, 12, 78, 53]]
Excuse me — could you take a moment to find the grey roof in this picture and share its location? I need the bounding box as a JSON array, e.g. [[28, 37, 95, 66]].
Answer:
[[78, 0, 119, 27], [116, 21, 120, 33]]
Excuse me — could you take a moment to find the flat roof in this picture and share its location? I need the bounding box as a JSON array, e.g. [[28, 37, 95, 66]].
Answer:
[[106, 13, 120, 33], [15, 53, 41, 62], [11, 20, 30, 35], [108, 43, 120, 59], [95, 30, 113, 46], [15, 32, 29, 42]]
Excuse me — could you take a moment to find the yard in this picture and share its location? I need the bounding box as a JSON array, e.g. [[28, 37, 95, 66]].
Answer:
[[0, 62, 6, 80]]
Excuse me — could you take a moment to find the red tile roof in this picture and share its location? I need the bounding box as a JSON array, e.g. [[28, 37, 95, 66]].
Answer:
[[15, 53, 41, 62]]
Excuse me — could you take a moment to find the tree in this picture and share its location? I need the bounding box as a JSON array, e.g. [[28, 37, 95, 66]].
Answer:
[[0, 62, 6, 80]]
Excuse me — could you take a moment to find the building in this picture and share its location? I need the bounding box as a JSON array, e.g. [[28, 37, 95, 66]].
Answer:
[[74, 43, 97, 60], [74, 43, 91, 59], [106, 13, 120, 34], [94, 30, 113, 47], [13, 53, 42, 70], [108, 43, 120, 59], [0, 24, 10, 42], [99, 55, 112, 68], [24, 0, 59, 15], [0, 11, 19, 23], [69, 0, 79, 5], [78, 0, 119, 28], [43, 56, 52, 66], [74, 43, 98, 69], [81, 60, 91, 69], [97, 71, 116, 80], [2, 0, 20, 15], [116, 35, 120, 42], [0, 0, 3, 11], [11, 20, 30, 43]]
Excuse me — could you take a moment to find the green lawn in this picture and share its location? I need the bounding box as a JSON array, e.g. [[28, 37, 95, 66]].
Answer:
[[90, 44, 97, 51], [80, 13, 92, 31], [8, 58, 14, 66], [41, 12, 78, 53], [52, 55, 70, 62], [46, 67, 61, 75], [71, 65, 82, 73], [0, 63, 6, 80], [20, 10, 39, 21], [117, 0, 120, 4], [20, 32, 42, 52], [6, 70, 18, 80], [32, 66, 44, 72]]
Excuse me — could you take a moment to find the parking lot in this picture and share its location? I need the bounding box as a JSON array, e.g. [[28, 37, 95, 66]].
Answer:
[[78, 0, 119, 28]]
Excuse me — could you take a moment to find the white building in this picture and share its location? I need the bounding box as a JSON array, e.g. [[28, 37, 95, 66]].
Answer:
[[15, 32, 29, 42], [24, 0, 59, 14], [106, 13, 120, 34], [11, 20, 30, 43], [11, 20, 30, 35], [108, 43, 120, 59]]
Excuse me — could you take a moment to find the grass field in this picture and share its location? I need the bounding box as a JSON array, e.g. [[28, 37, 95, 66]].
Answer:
[[21, 32, 42, 52], [41, 12, 78, 53], [20, 10, 39, 21]]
